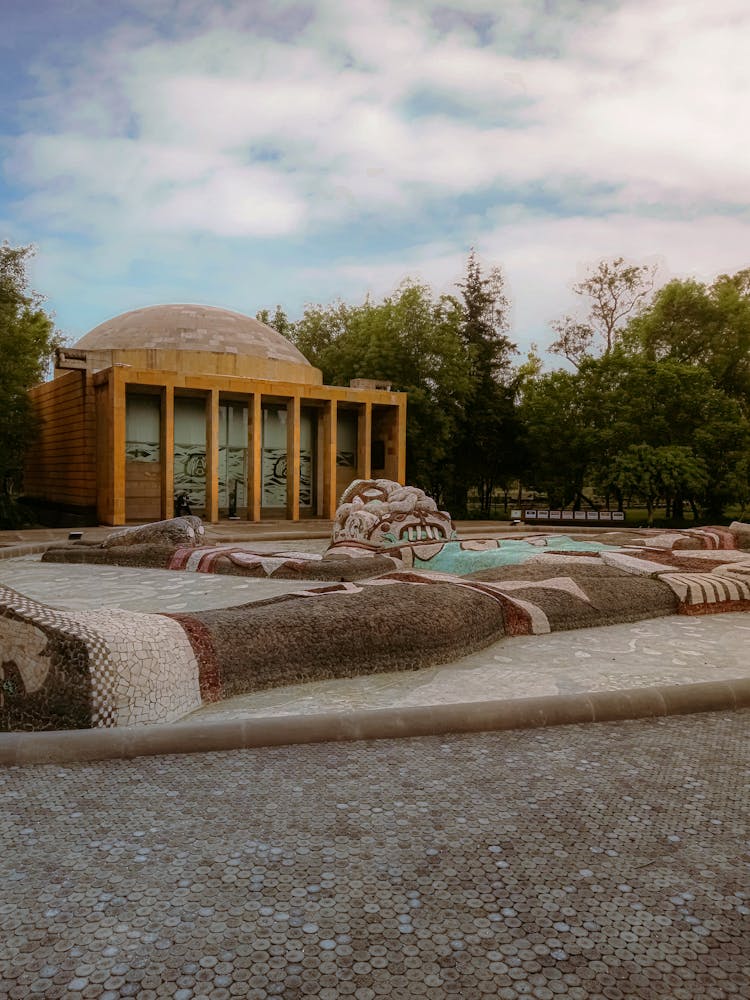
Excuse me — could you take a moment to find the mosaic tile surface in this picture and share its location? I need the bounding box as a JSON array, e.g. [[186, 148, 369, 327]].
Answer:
[[4, 518, 750, 730], [188, 612, 750, 721], [0, 585, 200, 729], [1, 711, 748, 998]]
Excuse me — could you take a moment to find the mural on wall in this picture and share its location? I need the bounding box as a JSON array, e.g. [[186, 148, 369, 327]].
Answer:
[[174, 444, 207, 508], [261, 450, 313, 507], [173, 396, 208, 509], [219, 403, 248, 510], [262, 406, 314, 508], [337, 451, 355, 467], [219, 446, 247, 509]]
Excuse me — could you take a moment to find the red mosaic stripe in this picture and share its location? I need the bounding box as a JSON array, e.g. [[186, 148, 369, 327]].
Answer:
[[680, 599, 750, 616], [167, 614, 223, 703]]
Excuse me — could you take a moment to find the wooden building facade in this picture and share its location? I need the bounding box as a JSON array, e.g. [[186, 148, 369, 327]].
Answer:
[[25, 305, 406, 526]]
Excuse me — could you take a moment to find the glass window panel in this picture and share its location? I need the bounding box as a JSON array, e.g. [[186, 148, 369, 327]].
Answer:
[[125, 395, 160, 463], [174, 397, 206, 509]]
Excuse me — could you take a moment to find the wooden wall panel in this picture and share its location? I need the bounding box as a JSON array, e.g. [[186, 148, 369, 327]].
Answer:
[[24, 371, 97, 510], [126, 461, 161, 521]]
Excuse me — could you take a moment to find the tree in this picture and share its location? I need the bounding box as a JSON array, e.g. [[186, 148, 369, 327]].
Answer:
[[255, 305, 294, 339], [624, 269, 750, 412], [519, 352, 750, 519], [550, 256, 656, 367], [0, 243, 60, 524], [282, 282, 474, 499], [276, 256, 524, 513], [451, 251, 520, 516], [519, 368, 602, 509], [604, 445, 709, 527]]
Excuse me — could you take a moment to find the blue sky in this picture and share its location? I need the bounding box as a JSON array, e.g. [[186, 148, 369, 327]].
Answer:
[[1, 0, 748, 358]]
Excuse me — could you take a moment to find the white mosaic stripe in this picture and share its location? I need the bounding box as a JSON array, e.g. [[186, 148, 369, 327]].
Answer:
[[660, 573, 750, 606], [500, 596, 551, 634], [65, 610, 201, 727], [180, 545, 325, 575], [601, 552, 675, 576], [0, 585, 201, 727]]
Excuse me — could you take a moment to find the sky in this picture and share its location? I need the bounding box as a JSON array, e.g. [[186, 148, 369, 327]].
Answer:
[[1, 0, 747, 359]]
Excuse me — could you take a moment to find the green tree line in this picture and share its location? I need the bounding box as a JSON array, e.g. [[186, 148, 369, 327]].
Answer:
[[3, 241, 749, 527], [260, 254, 750, 524]]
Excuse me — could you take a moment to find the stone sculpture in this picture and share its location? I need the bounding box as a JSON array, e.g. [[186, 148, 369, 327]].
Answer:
[[100, 515, 205, 549], [10, 493, 749, 731], [331, 479, 454, 547]]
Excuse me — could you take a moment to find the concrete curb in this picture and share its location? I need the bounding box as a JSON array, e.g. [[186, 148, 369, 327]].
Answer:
[[0, 542, 58, 560], [2, 677, 749, 766]]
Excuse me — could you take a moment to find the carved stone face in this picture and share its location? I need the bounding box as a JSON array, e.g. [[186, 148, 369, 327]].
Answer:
[[332, 479, 454, 547]]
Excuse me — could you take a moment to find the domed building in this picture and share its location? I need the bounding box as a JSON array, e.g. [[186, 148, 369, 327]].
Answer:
[[25, 304, 406, 525]]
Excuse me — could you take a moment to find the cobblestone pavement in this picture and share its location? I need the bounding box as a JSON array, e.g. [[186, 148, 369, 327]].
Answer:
[[2, 710, 748, 999]]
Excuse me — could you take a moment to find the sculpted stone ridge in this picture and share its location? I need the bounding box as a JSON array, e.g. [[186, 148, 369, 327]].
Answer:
[[14, 496, 750, 731], [332, 479, 455, 547], [100, 516, 205, 550]]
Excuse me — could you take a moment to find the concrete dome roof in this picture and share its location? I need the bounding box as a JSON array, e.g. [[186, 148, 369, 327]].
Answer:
[[75, 304, 311, 367]]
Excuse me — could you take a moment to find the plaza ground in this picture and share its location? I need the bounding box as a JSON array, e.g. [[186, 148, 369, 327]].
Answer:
[[1, 523, 748, 998], [2, 711, 748, 999]]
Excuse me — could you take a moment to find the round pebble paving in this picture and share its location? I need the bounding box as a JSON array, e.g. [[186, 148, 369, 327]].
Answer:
[[0, 710, 748, 998]]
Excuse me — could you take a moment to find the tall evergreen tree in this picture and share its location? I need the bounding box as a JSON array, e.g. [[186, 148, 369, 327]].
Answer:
[[450, 251, 519, 517]]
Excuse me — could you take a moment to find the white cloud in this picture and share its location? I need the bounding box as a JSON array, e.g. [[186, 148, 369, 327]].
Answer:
[[3, 0, 749, 345]]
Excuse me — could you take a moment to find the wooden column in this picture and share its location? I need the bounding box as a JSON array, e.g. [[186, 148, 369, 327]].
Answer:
[[286, 395, 300, 521], [160, 384, 174, 520], [323, 399, 338, 519], [95, 372, 120, 526], [247, 393, 262, 521], [357, 401, 372, 480], [112, 369, 127, 525], [396, 399, 407, 485], [205, 389, 220, 523]]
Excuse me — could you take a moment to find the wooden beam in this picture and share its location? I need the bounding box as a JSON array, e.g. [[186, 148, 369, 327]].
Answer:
[[323, 399, 338, 519], [112, 370, 127, 524], [396, 400, 407, 485], [357, 401, 372, 480]]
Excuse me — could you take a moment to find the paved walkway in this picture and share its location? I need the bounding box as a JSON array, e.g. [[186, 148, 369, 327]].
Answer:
[[2, 710, 748, 999]]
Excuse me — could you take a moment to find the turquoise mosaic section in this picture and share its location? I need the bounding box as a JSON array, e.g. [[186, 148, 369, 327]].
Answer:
[[413, 537, 621, 575]]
